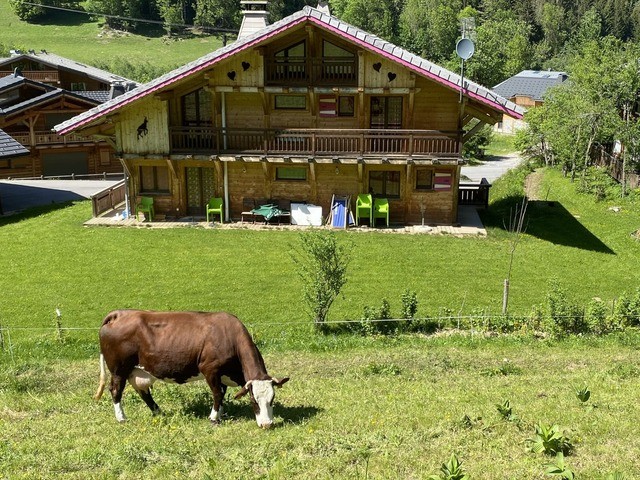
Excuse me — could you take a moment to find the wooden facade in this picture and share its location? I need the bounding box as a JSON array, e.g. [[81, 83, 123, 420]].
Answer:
[[57, 6, 523, 225], [0, 82, 120, 178]]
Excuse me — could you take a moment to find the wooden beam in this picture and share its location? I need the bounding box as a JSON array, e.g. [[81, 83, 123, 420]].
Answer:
[[464, 103, 501, 124], [154, 90, 174, 101], [463, 119, 487, 142], [309, 162, 317, 203]]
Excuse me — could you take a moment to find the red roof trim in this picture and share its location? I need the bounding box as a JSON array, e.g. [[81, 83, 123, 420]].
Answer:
[[57, 17, 308, 134], [307, 17, 523, 119]]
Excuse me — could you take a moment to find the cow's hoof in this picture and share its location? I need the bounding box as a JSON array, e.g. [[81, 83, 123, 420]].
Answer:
[[210, 419, 221, 426]]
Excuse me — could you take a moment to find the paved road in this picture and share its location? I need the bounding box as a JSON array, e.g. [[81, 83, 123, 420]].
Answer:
[[461, 153, 522, 183], [0, 179, 121, 215]]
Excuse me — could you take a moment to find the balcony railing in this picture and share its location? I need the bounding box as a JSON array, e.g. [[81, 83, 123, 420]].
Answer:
[[170, 127, 460, 157], [0, 70, 60, 84], [265, 57, 357, 86], [12, 130, 91, 147]]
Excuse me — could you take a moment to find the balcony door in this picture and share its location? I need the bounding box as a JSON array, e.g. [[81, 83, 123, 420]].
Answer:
[[369, 96, 403, 153], [370, 96, 403, 129], [186, 167, 215, 216]]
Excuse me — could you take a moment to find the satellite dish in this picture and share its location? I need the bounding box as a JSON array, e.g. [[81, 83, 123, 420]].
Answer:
[[456, 38, 475, 61]]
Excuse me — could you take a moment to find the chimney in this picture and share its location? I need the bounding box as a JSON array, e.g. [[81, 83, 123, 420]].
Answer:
[[317, 0, 330, 14], [109, 81, 126, 99], [238, 0, 269, 39]]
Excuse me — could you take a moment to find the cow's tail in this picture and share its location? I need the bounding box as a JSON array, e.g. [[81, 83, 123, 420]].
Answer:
[[94, 353, 107, 401]]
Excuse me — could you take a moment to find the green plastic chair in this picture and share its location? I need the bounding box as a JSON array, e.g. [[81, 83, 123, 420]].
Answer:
[[373, 197, 389, 227], [355, 193, 373, 226], [206, 197, 224, 223], [135, 196, 154, 222]]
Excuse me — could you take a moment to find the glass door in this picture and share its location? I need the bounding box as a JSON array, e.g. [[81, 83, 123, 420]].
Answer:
[[186, 167, 215, 216]]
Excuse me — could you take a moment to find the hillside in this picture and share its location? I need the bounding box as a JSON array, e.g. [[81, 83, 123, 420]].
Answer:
[[0, 0, 224, 79]]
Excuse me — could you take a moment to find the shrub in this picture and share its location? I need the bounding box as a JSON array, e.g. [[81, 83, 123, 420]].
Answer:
[[356, 298, 393, 335], [575, 166, 620, 201], [291, 230, 352, 329], [542, 279, 587, 337], [585, 297, 613, 335]]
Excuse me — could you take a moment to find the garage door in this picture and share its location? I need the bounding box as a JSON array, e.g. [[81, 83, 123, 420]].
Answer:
[[42, 152, 89, 177]]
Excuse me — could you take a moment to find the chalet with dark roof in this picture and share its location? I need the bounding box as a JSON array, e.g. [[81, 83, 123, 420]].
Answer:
[[0, 53, 139, 179], [56, 2, 524, 225], [493, 70, 567, 134]]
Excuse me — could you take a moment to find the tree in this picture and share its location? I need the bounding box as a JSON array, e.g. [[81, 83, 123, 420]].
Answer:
[[464, 9, 532, 87], [291, 230, 352, 328], [194, 0, 241, 30], [399, 0, 460, 62], [9, 0, 83, 22], [332, 0, 403, 43]]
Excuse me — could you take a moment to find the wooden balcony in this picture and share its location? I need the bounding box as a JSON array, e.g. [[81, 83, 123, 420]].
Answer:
[[170, 127, 460, 158], [13, 130, 92, 147], [0, 70, 60, 84], [265, 57, 357, 86]]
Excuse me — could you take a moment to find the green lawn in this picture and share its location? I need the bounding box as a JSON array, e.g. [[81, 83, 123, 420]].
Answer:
[[1, 168, 639, 478], [0, 1, 222, 76]]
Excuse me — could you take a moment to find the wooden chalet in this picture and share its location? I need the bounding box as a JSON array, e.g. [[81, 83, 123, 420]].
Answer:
[[55, 2, 524, 226], [0, 52, 138, 179]]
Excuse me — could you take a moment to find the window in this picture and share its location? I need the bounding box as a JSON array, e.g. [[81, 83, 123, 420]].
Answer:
[[276, 166, 307, 181], [181, 88, 212, 126], [140, 166, 170, 193], [274, 95, 306, 110], [272, 40, 307, 81], [415, 168, 434, 190], [370, 97, 403, 129], [369, 170, 400, 198], [70, 82, 86, 91], [338, 96, 355, 117]]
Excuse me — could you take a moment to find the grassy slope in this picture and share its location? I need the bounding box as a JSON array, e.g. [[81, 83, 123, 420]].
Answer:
[[1, 169, 638, 345], [0, 1, 222, 73], [1, 336, 640, 478]]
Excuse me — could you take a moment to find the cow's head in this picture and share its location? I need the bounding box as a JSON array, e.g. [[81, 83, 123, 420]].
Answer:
[[235, 377, 289, 428]]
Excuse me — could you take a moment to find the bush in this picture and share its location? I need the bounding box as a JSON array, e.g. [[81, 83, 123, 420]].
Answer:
[[575, 166, 620, 201], [291, 230, 352, 329], [542, 278, 588, 337], [356, 298, 393, 335]]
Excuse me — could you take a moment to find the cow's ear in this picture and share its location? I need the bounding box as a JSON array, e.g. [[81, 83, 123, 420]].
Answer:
[[272, 377, 289, 388], [234, 380, 253, 399], [234, 386, 250, 399]]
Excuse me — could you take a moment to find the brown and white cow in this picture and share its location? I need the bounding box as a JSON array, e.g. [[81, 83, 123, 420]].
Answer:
[[94, 310, 289, 428]]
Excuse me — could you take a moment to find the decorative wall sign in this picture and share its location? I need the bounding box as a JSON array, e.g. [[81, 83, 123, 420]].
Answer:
[[373, 62, 382, 72], [136, 116, 148, 140], [227, 71, 236, 80], [387, 72, 397, 82], [242, 61, 251, 71], [319, 94, 337, 117], [434, 171, 452, 191]]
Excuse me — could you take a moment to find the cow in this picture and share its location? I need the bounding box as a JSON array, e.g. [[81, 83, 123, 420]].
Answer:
[[94, 310, 289, 428]]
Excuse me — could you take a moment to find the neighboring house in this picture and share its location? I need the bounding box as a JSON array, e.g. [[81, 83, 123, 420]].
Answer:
[[492, 70, 568, 134], [0, 127, 30, 214], [56, 2, 523, 225], [0, 50, 135, 93], [0, 51, 139, 179]]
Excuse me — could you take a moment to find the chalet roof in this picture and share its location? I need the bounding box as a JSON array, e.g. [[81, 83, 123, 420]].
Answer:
[[0, 51, 139, 87], [493, 70, 568, 102], [0, 74, 104, 117], [55, 6, 525, 135], [0, 128, 29, 159]]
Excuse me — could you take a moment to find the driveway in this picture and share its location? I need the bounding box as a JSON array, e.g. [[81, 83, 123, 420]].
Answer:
[[461, 153, 522, 183], [0, 179, 121, 215]]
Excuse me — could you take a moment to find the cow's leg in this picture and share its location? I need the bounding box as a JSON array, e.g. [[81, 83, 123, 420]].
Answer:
[[136, 388, 161, 415], [128, 368, 160, 415], [204, 375, 225, 423], [109, 374, 128, 422]]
